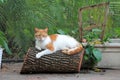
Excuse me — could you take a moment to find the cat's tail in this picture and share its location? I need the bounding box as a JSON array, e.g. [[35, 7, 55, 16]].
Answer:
[[62, 44, 83, 55]]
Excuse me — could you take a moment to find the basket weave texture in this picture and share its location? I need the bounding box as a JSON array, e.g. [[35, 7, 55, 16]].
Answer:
[[20, 47, 84, 74]]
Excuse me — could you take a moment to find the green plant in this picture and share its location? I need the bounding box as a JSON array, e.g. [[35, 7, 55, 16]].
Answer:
[[0, 0, 35, 56], [83, 28, 102, 42], [114, 27, 120, 38], [82, 29, 102, 68], [0, 0, 118, 59], [83, 44, 102, 68], [0, 31, 11, 54]]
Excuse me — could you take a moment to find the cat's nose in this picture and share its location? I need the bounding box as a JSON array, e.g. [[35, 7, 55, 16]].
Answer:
[[38, 37, 44, 41]]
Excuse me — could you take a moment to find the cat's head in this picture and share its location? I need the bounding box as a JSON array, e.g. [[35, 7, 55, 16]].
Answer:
[[34, 27, 48, 41]]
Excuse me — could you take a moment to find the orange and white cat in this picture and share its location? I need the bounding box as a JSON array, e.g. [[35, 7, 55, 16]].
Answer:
[[35, 27, 83, 58]]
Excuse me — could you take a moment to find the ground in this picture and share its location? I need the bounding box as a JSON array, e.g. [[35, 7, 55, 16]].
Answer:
[[0, 63, 120, 80]]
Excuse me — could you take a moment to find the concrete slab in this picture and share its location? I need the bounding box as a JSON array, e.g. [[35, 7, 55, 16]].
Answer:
[[0, 63, 120, 80]]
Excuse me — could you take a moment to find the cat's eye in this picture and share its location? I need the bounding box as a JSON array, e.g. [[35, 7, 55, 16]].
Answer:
[[42, 34, 47, 37], [35, 34, 40, 37]]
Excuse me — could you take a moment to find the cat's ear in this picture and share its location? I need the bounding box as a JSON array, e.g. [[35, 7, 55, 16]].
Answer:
[[44, 27, 48, 32], [34, 27, 39, 33]]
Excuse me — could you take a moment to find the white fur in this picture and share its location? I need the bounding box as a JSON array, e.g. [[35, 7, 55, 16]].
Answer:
[[35, 34, 80, 58]]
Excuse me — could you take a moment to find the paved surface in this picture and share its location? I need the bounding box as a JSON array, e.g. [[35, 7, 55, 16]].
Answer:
[[0, 63, 120, 80]]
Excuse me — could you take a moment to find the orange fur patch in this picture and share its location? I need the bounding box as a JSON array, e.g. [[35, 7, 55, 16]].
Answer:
[[45, 34, 57, 51], [63, 45, 83, 55], [46, 43, 54, 51], [34, 28, 48, 39], [69, 45, 83, 55], [49, 34, 57, 41]]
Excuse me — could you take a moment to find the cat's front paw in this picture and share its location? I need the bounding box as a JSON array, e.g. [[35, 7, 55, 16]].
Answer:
[[35, 45, 41, 50], [36, 53, 43, 58]]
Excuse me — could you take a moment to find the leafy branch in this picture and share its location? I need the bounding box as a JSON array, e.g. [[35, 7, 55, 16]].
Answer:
[[0, 31, 12, 54]]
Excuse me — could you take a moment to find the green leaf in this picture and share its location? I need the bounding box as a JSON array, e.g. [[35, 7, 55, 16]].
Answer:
[[85, 44, 94, 53], [0, 38, 4, 47], [92, 28, 102, 32], [92, 48, 102, 62], [3, 40, 12, 55], [84, 55, 89, 61], [0, 31, 12, 55], [0, 31, 4, 36], [57, 29, 65, 35], [85, 48, 90, 55]]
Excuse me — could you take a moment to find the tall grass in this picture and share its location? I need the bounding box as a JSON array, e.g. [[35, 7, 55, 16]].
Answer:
[[0, 0, 119, 58]]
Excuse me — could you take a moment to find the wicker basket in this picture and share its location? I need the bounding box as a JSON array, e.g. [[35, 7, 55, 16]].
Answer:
[[20, 47, 84, 74]]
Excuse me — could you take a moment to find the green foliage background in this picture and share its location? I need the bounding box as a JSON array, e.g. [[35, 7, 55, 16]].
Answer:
[[0, 0, 120, 58]]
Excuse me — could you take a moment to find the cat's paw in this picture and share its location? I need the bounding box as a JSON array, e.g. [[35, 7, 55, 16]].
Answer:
[[35, 46, 41, 50], [36, 53, 43, 58], [62, 48, 69, 54]]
